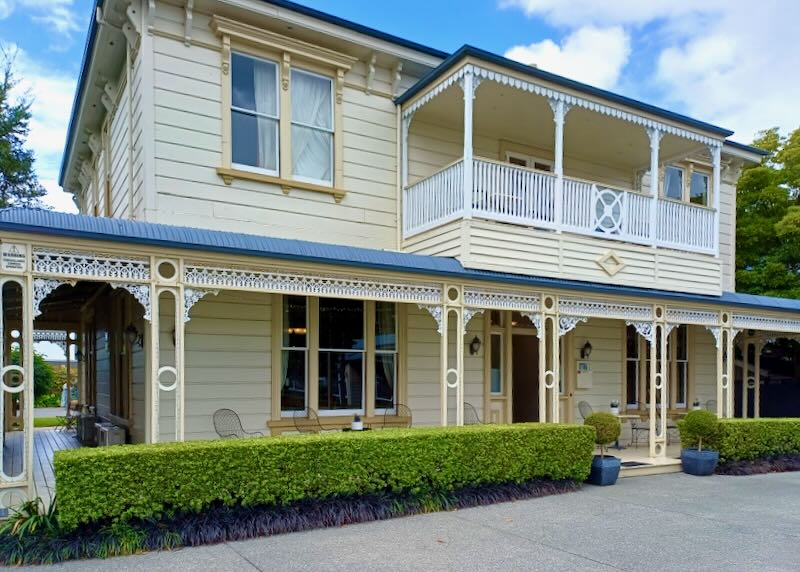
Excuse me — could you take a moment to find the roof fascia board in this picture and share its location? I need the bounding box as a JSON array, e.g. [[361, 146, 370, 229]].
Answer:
[[724, 141, 768, 162]]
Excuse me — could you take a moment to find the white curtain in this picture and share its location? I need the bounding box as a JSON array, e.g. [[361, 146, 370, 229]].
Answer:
[[253, 60, 277, 171], [663, 167, 683, 200], [291, 70, 332, 182]]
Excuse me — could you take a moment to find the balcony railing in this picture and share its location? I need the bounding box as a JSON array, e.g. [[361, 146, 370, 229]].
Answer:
[[403, 157, 716, 254]]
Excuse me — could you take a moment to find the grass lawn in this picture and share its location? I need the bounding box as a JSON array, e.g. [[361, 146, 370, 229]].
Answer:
[[34, 417, 61, 428]]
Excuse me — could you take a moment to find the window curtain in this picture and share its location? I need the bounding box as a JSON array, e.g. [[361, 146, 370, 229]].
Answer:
[[663, 167, 683, 200], [292, 71, 332, 182], [375, 304, 396, 409], [253, 60, 277, 170]]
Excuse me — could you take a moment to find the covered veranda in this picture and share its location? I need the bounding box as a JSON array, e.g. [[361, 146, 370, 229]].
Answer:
[[1, 208, 799, 512]]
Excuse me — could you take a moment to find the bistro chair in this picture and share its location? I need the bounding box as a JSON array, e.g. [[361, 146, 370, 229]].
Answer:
[[464, 402, 483, 425], [57, 402, 80, 433], [383, 403, 412, 428], [578, 401, 593, 421], [212, 408, 264, 438], [293, 408, 325, 433]]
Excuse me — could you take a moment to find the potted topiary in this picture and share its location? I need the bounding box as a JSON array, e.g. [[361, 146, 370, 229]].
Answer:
[[679, 410, 720, 476], [609, 400, 620, 415], [584, 412, 622, 486]]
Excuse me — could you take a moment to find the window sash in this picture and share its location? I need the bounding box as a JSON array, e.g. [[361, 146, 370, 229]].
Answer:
[[374, 351, 397, 413], [318, 350, 364, 414]]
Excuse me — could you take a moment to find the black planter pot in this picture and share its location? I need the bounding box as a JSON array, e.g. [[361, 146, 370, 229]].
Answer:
[[588, 455, 621, 486], [681, 448, 719, 476]]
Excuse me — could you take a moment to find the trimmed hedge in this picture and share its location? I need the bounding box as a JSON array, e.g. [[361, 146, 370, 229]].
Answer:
[[54, 423, 594, 531], [679, 418, 800, 462]]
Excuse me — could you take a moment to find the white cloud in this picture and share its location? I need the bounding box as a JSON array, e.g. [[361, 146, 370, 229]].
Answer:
[[0, 1, 81, 45], [505, 26, 630, 89], [502, 0, 800, 142], [41, 179, 78, 214]]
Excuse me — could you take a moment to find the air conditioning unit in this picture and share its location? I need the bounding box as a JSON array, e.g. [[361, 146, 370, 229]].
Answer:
[[95, 422, 126, 446]]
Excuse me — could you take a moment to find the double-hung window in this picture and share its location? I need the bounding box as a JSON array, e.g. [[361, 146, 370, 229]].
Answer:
[[374, 302, 397, 412], [231, 52, 279, 175], [318, 298, 365, 413], [281, 296, 308, 412], [689, 172, 709, 206], [291, 69, 334, 185], [664, 164, 710, 206]]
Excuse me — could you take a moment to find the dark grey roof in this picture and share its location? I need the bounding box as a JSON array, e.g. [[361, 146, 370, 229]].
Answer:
[[0, 208, 798, 315]]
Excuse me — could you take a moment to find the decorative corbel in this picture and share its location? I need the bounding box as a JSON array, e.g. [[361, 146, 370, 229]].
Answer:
[[336, 69, 345, 104], [391, 61, 403, 96], [184, 0, 194, 46], [101, 92, 116, 114], [87, 133, 102, 156], [123, 4, 141, 50], [365, 52, 377, 95], [80, 160, 95, 181], [281, 53, 291, 91], [221, 35, 231, 75]]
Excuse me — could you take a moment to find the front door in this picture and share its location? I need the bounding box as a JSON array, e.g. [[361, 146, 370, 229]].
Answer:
[[512, 334, 539, 422]]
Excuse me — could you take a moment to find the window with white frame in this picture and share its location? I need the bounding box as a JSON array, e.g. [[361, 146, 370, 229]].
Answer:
[[318, 298, 365, 413], [664, 164, 711, 206], [281, 296, 307, 412], [231, 52, 279, 174], [374, 301, 397, 412], [291, 69, 334, 185], [505, 151, 553, 172], [674, 325, 689, 407]]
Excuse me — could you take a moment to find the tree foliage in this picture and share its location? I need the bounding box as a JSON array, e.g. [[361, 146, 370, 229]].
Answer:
[[11, 348, 56, 399], [0, 51, 46, 208], [735, 127, 800, 298]]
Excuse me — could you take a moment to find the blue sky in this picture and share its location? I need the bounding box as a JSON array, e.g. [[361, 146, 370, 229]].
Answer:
[[1, 0, 798, 214]]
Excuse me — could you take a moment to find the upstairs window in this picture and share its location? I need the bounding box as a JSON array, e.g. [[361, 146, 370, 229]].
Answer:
[[664, 164, 711, 206], [663, 166, 684, 201], [690, 172, 709, 206], [231, 52, 279, 174], [291, 69, 334, 185]]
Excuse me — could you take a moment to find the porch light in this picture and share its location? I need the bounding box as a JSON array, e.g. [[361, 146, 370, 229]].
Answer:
[[580, 341, 593, 359], [469, 336, 481, 356]]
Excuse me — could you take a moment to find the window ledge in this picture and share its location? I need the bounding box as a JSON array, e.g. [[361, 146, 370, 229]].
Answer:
[[217, 167, 346, 203]]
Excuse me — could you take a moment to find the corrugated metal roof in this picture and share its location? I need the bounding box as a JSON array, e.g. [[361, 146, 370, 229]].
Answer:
[[0, 208, 798, 315]]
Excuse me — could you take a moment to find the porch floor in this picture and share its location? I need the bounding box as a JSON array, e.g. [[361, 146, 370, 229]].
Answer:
[[616, 444, 683, 477], [2, 428, 79, 506]]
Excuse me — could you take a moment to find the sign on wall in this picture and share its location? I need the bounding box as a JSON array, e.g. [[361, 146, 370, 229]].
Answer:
[[1, 243, 27, 273]]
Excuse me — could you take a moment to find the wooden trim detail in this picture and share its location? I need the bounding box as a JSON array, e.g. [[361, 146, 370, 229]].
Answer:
[[210, 16, 358, 71], [216, 167, 346, 202]]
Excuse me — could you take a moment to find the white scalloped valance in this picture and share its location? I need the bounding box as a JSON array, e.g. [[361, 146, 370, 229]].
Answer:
[[32, 248, 150, 282], [731, 314, 800, 334], [559, 297, 651, 322]]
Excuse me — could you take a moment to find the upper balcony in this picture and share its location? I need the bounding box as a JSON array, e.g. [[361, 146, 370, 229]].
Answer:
[[396, 51, 733, 295]]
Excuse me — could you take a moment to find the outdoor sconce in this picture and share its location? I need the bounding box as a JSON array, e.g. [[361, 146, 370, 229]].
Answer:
[[125, 325, 143, 348], [75, 349, 84, 363], [469, 336, 482, 356], [580, 340, 593, 359]]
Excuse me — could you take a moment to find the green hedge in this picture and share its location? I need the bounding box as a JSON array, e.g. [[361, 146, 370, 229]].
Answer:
[[679, 418, 800, 462], [54, 423, 594, 531]]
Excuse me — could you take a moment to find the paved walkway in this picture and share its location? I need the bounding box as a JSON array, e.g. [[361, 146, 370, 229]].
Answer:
[[34, 407, 66, 418], [24, 472, 800, 571]]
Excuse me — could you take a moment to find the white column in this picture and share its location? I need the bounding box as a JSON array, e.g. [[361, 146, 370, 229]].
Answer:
[[754, 340, 762, 418], [647, 128, 662, 246], [710, 144, 722, 257], [549, 99, 568, 228], [440, 305, 449, 426], [148, 284, 160, 443], [455, 308, 465, 426], [461, 69, 475, 219], [741, 336, 750, 418], [401, 114, 412, 190]]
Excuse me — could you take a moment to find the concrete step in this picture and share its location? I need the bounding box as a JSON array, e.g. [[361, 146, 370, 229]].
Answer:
[[619, 461, 683, 478]]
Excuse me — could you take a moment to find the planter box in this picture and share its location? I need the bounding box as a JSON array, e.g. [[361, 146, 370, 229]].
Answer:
[[681, 448, 719, 476], [588, 455, 621, 486]]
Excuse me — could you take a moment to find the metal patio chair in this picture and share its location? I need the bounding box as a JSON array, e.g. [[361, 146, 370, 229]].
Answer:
[[578, 401, 594, 421], [464, 402, 483, 425], [383, 403, 412, 428], [293, 407, 325, 433], [212, 408, 264, 438]]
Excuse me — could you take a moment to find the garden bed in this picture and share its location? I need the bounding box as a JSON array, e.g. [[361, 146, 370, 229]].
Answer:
[[0, 478, 580, 566], [716, 454, 800, 476]]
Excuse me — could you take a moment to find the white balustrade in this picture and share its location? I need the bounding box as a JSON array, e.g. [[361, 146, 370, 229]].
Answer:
[[472, 158, 556, 228], [402, 156, 717, 254], [657, 199, 716, 253], [403, 160, 464, 236]]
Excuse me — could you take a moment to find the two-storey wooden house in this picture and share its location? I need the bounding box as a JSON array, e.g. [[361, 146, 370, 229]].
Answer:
[[1, 0, 798, 503]]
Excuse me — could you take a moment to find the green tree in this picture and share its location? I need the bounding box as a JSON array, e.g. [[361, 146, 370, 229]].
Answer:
[[10, 348, 56, 399], [0, 51, 47, 208], [735, 127, 800, 298]]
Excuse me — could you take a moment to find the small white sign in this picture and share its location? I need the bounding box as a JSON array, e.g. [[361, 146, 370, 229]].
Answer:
[[1, 243, 27, 273], [576, 359, 593, 389]]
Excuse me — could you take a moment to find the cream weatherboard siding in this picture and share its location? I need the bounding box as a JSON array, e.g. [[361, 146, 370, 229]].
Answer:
[[405, 305, 484, 426], [145, 5, 413, 249]]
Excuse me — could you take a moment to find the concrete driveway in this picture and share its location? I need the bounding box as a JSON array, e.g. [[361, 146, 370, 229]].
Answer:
[[26, 472, 800, 572]]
